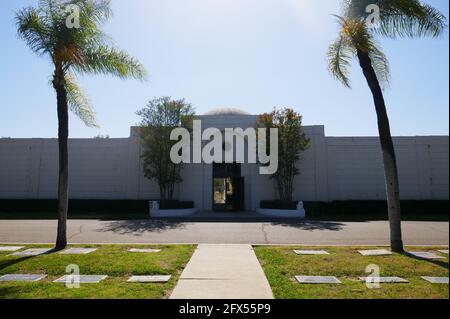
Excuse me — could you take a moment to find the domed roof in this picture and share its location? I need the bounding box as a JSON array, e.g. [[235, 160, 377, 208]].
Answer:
[[204, 107, 251, 116]]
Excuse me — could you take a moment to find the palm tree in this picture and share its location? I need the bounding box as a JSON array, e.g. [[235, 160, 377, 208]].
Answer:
[[16, 0, 146, 250], [327, 0, 447, 252]]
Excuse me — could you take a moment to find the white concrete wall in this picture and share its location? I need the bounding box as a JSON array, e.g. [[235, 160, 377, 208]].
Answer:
[[325, 136, 449, 201], [0, 138, 130, 200], [0, 124, 448, 210]]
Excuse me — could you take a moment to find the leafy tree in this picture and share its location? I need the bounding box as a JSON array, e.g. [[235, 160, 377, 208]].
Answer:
[[257, 108, 310, 202], [137, 97, 195, 201], [16, 0, 146, 249], [327, 0, 447, 252]]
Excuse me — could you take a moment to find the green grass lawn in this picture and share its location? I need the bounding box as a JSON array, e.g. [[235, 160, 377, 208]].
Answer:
[[254, 246, 449, 299], [0, 244, 195, 299]]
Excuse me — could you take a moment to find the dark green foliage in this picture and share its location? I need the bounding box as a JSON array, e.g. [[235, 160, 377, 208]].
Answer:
[[257, 108, 311, 201], [1, 199, 447, 221], [16, 0, 147, 127], [260, 200, 449, 221], [306, 201, 449, 221], [0, 199, 149, 219], [344, 0, 447, 39], [137, 97, 195, 201], [260, 200, 299, 210], [159, 200, 195, 210]]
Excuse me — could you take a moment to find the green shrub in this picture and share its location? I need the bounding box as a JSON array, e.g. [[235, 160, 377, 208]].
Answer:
[[0, 199, 149, 214], [304, 200, 449, 217], [260, 200, 298, 210], [159, 200, 194, 210]]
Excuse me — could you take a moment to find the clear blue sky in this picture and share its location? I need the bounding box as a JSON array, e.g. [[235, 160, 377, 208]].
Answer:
[[0, 0, 448, 138]]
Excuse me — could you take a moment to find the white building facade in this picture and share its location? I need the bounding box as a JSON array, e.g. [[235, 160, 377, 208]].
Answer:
[[0, 108, 448, 211]]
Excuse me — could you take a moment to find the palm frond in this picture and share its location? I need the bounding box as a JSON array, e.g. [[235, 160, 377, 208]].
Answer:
[[64, 73, 99, 128], [38, 0, 112, 21], [73, 0, 112, 24], [15, 7, 53, 56], [17, 0, 147, 129], [344, 0, 447, 39], [328, 15, 390, 90], [367, 41, 390, 89], [75, 45, 147, 80], [327, 34, 355, 88], [379, 3, 447, 39]]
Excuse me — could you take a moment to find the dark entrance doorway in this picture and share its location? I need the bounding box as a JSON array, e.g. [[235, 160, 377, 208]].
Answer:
[[213, 163, 244, 212]]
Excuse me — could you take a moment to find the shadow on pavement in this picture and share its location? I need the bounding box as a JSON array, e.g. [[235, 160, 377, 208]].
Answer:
[[96, 218, 346, 235], [97, 219, 187, 235], [270, 220, 345, 231]]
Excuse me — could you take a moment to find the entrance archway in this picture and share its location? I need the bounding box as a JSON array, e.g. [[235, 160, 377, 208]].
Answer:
[[212, 163, 244, 212]]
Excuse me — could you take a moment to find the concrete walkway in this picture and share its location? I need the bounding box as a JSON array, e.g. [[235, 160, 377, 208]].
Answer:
[[170, 244, 274, 299]]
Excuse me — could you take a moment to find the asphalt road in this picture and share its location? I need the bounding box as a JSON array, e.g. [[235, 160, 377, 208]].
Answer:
[[0, 219, 448, 245]]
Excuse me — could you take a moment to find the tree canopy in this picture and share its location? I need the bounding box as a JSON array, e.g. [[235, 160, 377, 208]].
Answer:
[[328, 0, 447, 89], [137, 97, 195, 201], [16, 0, 147, 127], [257, 108, 310, 202]]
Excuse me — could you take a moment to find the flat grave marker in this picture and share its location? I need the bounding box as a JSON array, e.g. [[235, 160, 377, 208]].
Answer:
[[294, 250, 330, 255], [127, 275, 171, 283], [0, 274, 46, 282], [295, 276, 341, 284], [359, 276, 408, 283], [11, 248, 53, 257], [53, 275, 107, 284], [407, 251, 445, 260], [128, 248, 162, 253], [358, 249, 392, 256], [59, 248, 97, 255], [0, 246, 24, 252], [421, 277, 449, 284]]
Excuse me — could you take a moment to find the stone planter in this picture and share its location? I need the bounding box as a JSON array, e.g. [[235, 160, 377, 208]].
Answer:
[[149, 201, 197, 218], [256, 201, 306, 218]]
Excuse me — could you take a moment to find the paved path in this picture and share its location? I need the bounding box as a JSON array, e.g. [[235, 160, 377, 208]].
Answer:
[[0, 219, 448, 245], [170, 244, 273, 299]]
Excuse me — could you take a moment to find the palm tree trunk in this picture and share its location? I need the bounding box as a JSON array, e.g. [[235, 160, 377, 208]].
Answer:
[[357, 50, 404, 253], [53, 68, 69, 250]]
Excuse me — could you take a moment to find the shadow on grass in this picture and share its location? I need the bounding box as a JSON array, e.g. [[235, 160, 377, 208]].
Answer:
[[0, 256, 34, 272], [0, 248, 59, 272], [403, 252, 449, 271], [0, 286, 30, 299]]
